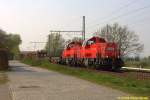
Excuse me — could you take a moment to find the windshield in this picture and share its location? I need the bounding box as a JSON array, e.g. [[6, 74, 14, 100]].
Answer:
[[82, 39, 95, 47]]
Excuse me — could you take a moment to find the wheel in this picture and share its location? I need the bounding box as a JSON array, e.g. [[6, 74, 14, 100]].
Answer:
[[84, 59, 89, 67], [111, 65, 116, 71]]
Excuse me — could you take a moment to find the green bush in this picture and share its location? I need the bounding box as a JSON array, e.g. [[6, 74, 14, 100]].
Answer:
[[140, 61, 148, 67]]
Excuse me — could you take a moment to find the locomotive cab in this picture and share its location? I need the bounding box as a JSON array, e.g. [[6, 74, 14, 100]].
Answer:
[[81, 36, 106, 59], [81, 36, 123, 70], [62, 41, 82, 65]]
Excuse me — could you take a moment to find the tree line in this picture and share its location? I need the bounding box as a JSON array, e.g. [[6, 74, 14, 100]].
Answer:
[[0, 29, 22, 59]]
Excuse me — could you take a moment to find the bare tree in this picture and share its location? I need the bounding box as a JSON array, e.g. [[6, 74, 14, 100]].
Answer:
[[45, 33, 65, 57], [94, 23, 143, 57]]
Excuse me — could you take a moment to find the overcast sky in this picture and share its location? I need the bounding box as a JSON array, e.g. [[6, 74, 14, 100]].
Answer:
[[0, 0, 150, 57]]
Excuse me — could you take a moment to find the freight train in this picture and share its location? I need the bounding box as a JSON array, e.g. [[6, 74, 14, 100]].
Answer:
[[60, 36, 124, 70]]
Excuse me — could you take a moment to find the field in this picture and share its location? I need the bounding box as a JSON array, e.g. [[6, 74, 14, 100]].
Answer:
[[125, 58, 150, 69], [22, 58, 150, 96]]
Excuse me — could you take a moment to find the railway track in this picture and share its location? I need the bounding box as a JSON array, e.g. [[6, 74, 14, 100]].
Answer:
[[122, 67, 150, 72], [121, 67, 150, 80], [86, 67, 150, 80], [59, 63, 150, 80], [49, 57, 150, 80]]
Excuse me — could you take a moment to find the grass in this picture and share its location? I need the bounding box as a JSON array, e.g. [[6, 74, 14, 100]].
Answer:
[[0, 72, 8, 85], [125, 60, 150, 69], [22, 58, 150, 96]]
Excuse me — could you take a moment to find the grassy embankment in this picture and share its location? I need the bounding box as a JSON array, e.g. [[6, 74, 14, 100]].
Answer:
[[22, 58, 150, 96], [0, 72, 8, 85], [125, 59, 150, 69]]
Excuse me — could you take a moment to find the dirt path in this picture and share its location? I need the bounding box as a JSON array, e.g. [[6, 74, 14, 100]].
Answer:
[[0, 73, 12, 100], [8, 60, 129, 100]]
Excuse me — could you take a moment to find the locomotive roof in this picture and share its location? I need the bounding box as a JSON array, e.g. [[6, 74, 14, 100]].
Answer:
[[90, 36, 106, 41], [64, 41, 82, 49], [82, 36, 106, 46]]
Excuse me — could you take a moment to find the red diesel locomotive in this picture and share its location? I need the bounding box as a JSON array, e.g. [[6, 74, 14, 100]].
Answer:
[[61, 36, 124, 70]]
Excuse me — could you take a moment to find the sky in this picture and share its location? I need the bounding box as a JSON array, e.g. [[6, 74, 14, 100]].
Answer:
[[0, 0, 150, 57]]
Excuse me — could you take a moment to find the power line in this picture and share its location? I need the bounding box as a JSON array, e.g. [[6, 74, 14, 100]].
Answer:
[[86, 15, 150, 39], [87, 0, 138, 27], [50, 16, 86, 40], [103, 5, 150, 23], [127, 16, 150, 26], [53, 16, 81, 32], [50, 30, 82, 33], [87, 4, 150, 31], [30, 42, 46, 51], [30, 42, 46, 43]]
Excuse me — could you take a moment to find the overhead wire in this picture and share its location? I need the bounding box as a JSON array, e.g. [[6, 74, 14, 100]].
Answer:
[[87, 0, 139, 28], [86, 4, 150, 33], [127, 16, 150, 26]]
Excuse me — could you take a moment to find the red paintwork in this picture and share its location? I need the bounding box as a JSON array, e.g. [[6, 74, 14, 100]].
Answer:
[[62, 36, 120, 59], [62, 41, 82, 59]]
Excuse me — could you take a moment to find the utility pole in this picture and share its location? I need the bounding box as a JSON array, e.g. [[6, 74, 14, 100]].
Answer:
[[48, 16, 86, 57], [82, 16, 85, 40], [49, 16, 85, 41], [106, 24, 109, 41], [48, 34, 51, 56]]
